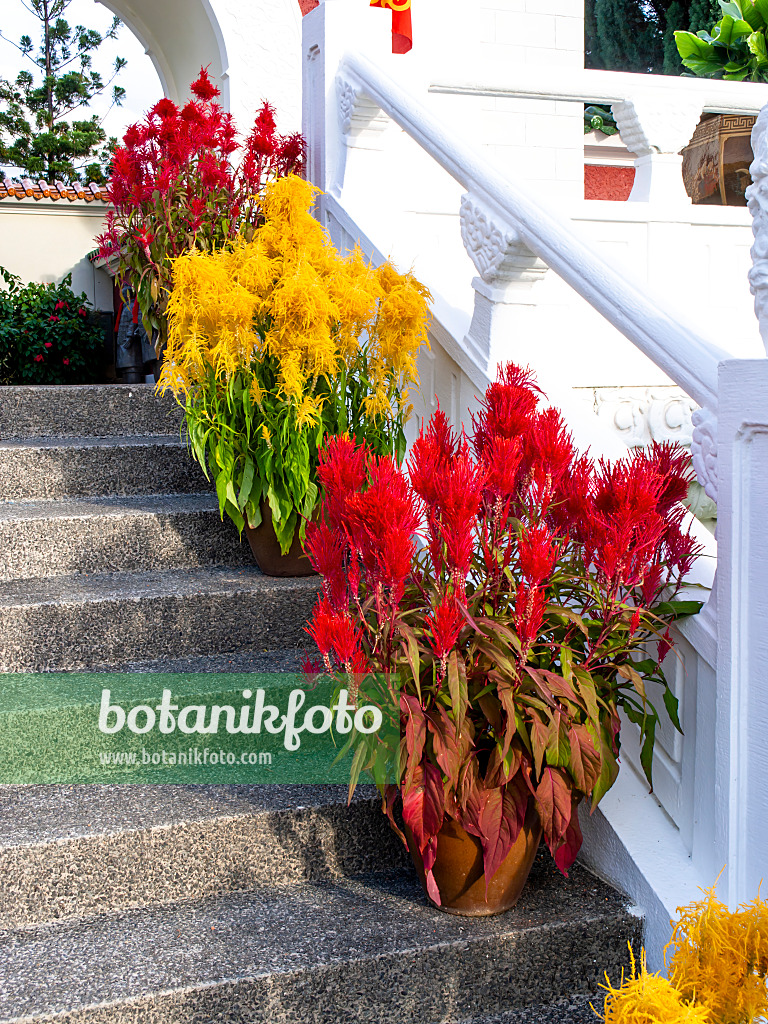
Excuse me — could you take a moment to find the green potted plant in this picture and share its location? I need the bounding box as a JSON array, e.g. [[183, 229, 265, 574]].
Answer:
[[305, 364, 701, 914], [96, 67, 305, 354], [158, 173, 431, 574]]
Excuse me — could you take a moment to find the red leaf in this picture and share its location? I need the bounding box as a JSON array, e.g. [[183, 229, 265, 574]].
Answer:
[[428, 705, 461, 789], [553, 804, 583, 876], [401, 694, 426, 789], [535, 767, 572, 855], [402, 761, 445, 859], [382, 784, 406, 846], [568, 723, 602, 793], [478, 775, 530, 886]]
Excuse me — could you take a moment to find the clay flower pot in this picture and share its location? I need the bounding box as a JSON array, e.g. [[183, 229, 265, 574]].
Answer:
[[243, 501, 317, 578], [404, 802, 543, 917]]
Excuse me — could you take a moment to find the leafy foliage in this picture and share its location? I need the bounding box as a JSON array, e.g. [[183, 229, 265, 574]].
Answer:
[[305, 364, 702, 900], [96, 68, 304, 351], [675, 0, 768, 80], [0, 266, 104, 384], [159, 175, 431, 553], [586, 0, 720, 74], [0, 0, 126, 184]]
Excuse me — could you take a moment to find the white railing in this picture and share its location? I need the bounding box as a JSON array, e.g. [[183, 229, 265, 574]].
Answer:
[[303, 1, 768, 961]]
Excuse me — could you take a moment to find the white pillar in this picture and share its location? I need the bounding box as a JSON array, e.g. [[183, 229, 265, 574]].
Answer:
[[459, 192, 549, 374], [715, 358, 768, 906], [611, 95, 702, 204]]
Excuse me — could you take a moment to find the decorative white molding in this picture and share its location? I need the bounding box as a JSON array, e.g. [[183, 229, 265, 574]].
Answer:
[[335, 73, 389, 150], [337, 76, 360, 135], [691, 405, 718, 503], [747, 104, 768, 355], [589, 386, 697, 447], [610, 96, 703, 158], [459, 193, 548, 294]]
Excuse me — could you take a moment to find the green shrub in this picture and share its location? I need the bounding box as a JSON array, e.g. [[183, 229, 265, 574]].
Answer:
[[0, 267, 105, 385]]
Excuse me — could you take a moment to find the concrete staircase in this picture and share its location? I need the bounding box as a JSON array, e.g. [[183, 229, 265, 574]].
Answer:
[[0, 384, 640, 1023]]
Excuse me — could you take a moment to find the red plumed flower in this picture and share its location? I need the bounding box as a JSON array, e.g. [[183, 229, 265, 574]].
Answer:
[[190, 67, 220, 102]]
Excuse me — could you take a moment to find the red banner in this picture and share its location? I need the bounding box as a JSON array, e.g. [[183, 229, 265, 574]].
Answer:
[[370, 0, 412, 54]]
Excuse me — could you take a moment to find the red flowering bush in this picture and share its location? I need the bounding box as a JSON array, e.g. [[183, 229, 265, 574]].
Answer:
[[96, 67, 304, 351], [0, 266, 104, 385], [305, 363, 701, 900]]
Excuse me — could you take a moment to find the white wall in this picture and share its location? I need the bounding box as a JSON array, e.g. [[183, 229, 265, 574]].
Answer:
[[0, 202, 112, 310]]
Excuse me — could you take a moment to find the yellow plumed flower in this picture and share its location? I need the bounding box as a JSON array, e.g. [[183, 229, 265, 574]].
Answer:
[[601, 946, 712, 1024], [159, 171, 430, 437], [667, 884, 768, 1024]]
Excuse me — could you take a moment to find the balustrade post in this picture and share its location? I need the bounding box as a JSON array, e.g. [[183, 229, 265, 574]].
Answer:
[[459, 193, 549, 375], [714, 360, 768, 907], [611, 95, 702, 204]]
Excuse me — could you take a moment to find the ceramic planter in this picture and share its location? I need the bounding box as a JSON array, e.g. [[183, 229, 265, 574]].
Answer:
[[682, 112, 756, 206], [243, 501, 317, 577], [404, 802, 543, 917]]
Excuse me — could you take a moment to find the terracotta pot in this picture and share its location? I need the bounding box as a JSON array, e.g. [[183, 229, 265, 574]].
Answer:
[[404, 802, 543, 917], [242, 501, 317, 578], [682, 112, 756, 206]]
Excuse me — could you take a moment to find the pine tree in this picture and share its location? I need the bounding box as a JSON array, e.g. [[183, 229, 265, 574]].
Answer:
[[0, 0, 127, 185], [586, 0, 721, 74]]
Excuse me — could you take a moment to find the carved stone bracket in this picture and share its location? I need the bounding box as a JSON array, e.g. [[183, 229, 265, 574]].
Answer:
[[611, 95, 702, 157], [747, 103, 768, 355], [691, 405, 718, 504], [335, 74, 389, 150], [459, 193, 548, 298]]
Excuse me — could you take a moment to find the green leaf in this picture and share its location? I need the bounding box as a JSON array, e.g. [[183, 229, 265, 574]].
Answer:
[[719, 0, 746, 19], [237, 456, 255, 510], [663, 688, 683, 734], [748, 29, 768, 65], [446, 650, 468, 736], [716, 14, 754, 44], [675, 29, 717, 58]]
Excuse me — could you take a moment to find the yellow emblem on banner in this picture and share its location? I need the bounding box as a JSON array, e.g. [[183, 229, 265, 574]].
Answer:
[[370, 0, 411, 10]]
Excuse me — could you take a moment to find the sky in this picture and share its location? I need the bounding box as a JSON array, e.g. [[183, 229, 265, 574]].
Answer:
[[0, 0, 164, 177]]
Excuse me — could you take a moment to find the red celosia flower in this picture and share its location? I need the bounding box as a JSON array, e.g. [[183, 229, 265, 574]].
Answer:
[[515, 581, 547, 656], [151, 97, 179, 120], [525, 407, 575, 512], [47, 315, 59, 323], [426, 596, 464, 665], [408, 408, 458, 506], [517, 522, 561, 586], [316, 434, 371, 530], [190, 67, 220, 102], [304, 519, 349, 610]]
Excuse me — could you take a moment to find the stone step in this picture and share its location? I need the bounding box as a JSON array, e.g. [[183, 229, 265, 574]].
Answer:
[[0, 384, 181, 439], [0, 784, 406, 929], [452, 995, 602, 1023], [0, 494, 251, 581], [0, 435, 207, 501], [0, 867, 638, 1024], [0, 566, 319, 670]]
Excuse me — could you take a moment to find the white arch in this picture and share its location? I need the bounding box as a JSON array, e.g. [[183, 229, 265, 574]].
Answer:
[[94, 0, 303, 132]]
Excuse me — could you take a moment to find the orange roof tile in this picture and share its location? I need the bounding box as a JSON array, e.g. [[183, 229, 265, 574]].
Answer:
[[0, 179, 109, 203]]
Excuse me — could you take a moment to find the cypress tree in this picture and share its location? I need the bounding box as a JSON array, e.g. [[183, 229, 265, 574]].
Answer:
[[586, 0, 721, 74]]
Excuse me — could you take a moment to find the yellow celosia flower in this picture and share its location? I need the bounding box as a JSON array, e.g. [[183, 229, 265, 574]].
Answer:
[[600, 946, 712, 1024], [157, 173, 431, 428], [667, 884, 768, 1024]]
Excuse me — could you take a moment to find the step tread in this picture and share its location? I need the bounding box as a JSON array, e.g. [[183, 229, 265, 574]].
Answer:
[[0, 493, 219, 522], [0, 868, 634, 1023], [0, 783, 374, 850], [0, 565, 319, 608]]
